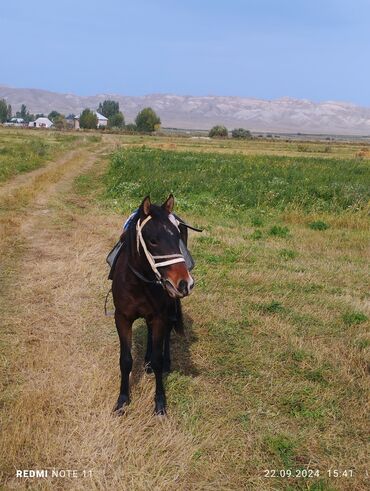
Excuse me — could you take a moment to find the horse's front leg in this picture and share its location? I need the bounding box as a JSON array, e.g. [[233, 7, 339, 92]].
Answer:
[[163, 326, 172, 374], [144, 322, 153, 374], [114, 311, 133, 415], [151, 318, 167, 415]]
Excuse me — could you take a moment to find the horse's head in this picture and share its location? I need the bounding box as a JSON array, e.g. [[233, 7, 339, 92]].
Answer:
[[136, 194, 194, 298]]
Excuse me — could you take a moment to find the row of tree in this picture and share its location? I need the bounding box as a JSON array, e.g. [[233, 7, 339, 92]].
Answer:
[[2, 99, 250, 138], [0, 98, 161, 133], [0, 100, 68, 126], [80, 101, 161, 132], [209, 125, 252, 139], [0, 101, 38, 123]]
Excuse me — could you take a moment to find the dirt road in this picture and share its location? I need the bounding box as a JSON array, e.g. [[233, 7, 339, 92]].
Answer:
[[0, 138, 196, 490]]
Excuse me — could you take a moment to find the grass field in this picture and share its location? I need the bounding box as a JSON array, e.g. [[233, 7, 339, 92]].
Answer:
[[0, 129, 84, 182], [0, 129, 369, 490], [100, 132, 370, 160], [101, 147, 370, 489]]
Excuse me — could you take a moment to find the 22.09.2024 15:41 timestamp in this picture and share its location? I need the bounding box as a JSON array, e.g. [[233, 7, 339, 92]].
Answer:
[[264, 469, 355, 478]]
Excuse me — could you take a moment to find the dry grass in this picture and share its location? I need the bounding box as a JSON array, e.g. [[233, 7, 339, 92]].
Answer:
[[111, 133, 370, 159], [0, 150, 198, 490], [0, 135, 369, 490]]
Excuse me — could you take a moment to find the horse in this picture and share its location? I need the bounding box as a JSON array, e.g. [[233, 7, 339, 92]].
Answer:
[[111, 194, 194, 416]]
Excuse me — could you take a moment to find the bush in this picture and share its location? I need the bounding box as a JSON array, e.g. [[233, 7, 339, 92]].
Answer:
[[231, 128, 251, 139], [48, 110, 63, 122], [135, 108, 161, 132], [79, 109, 98, 129], [53, 115, 67, 130], [309, 220, 329, 231], [125, 123, 137, 133], [259, 300, 285, 314], [108, 112, 125, 128], [209, 125, 228, 138], [268, 225, 290, 238]]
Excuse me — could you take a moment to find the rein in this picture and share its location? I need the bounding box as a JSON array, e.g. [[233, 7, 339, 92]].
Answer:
[[129, 264, 162, 285]]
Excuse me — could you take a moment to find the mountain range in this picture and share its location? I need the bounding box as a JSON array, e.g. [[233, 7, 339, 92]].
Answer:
[[1, 85, 370, 135]]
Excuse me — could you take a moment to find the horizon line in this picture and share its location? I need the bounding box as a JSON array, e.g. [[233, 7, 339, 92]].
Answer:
[[0, 82, 366, 109]]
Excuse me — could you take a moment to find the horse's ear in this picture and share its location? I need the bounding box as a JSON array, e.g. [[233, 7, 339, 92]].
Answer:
[[140, 196, 151, 216], [162, 193, 174, 213]]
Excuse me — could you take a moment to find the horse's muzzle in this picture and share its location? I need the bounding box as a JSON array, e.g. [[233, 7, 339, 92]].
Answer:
[[164, 276, 194, 298]]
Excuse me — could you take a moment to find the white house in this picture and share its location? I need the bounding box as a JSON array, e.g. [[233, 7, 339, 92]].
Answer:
[[29, 117, 53, 128], [74, 111, 108, 129], [4, 118, 25, 127], [95, 111, 108, 127]]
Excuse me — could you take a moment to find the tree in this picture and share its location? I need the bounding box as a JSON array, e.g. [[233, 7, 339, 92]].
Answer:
[[53, 115, 67, 130], [7, 104, 12, 121], [16, 104, 34, 123], [108, 112, 125, 128], [231, 128, 252, 139], [0, 99, 7, 122], [79, 109, 98, 129], [135, 107, 161, 132], [20, 104, 27, 119], [209, 125, 228, 138], [48, 110, 63, 122], [98, 100, 120, 119]]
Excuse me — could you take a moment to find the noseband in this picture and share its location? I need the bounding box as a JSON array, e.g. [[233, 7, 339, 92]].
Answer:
[[132, 215, 186, 286]]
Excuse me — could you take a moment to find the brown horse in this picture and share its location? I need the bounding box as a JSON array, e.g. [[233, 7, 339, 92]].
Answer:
[[111, 195, 194, 415]]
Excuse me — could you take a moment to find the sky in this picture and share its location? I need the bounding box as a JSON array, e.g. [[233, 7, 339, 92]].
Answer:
[[1, 0, 369, 105]]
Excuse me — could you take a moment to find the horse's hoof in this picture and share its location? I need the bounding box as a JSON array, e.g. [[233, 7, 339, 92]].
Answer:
[[144, 362, 153, 374], [154, 397, 167, 416], [113, 395, 129, 416], [155, 407, 167, 417]]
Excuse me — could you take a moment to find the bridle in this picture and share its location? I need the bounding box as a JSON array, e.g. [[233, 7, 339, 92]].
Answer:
[[131, 215, 186, 287]]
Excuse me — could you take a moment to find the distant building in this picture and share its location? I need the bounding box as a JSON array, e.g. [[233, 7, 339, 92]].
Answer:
[[4, 117, 26, 127], [28, 118, 53, 128], [73, 115, 80, 130], [74, 111, 108, 130], [29, 117, 53, 128], [65, 114, 75, 129], [96, 112, 108, 127]]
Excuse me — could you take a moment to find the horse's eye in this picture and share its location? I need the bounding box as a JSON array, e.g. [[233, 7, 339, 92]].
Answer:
[[149, 239, 157, 246]]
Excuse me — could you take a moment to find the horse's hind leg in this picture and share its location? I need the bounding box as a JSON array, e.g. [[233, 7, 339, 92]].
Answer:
[[144, 322, 153, 374], [114, 312, 133, 415], [151, 318, 167, 415]]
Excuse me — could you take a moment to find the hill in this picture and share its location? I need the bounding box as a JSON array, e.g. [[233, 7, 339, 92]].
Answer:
[[1, 84, 370, 135]]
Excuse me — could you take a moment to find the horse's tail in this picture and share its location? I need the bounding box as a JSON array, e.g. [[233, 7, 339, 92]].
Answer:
[[173, 299, 185, 336]]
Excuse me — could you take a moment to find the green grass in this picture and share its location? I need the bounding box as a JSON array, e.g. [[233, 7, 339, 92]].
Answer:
[[279, 248, 298, 260], [0, 129, 81, 183], [309, 220, 330, 231], [268, 225, 290, 237], [105, 147, 370, 215], [265, 434, 297, 467], [342, 311, 368, 326], [94, 144, 370, 489]]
